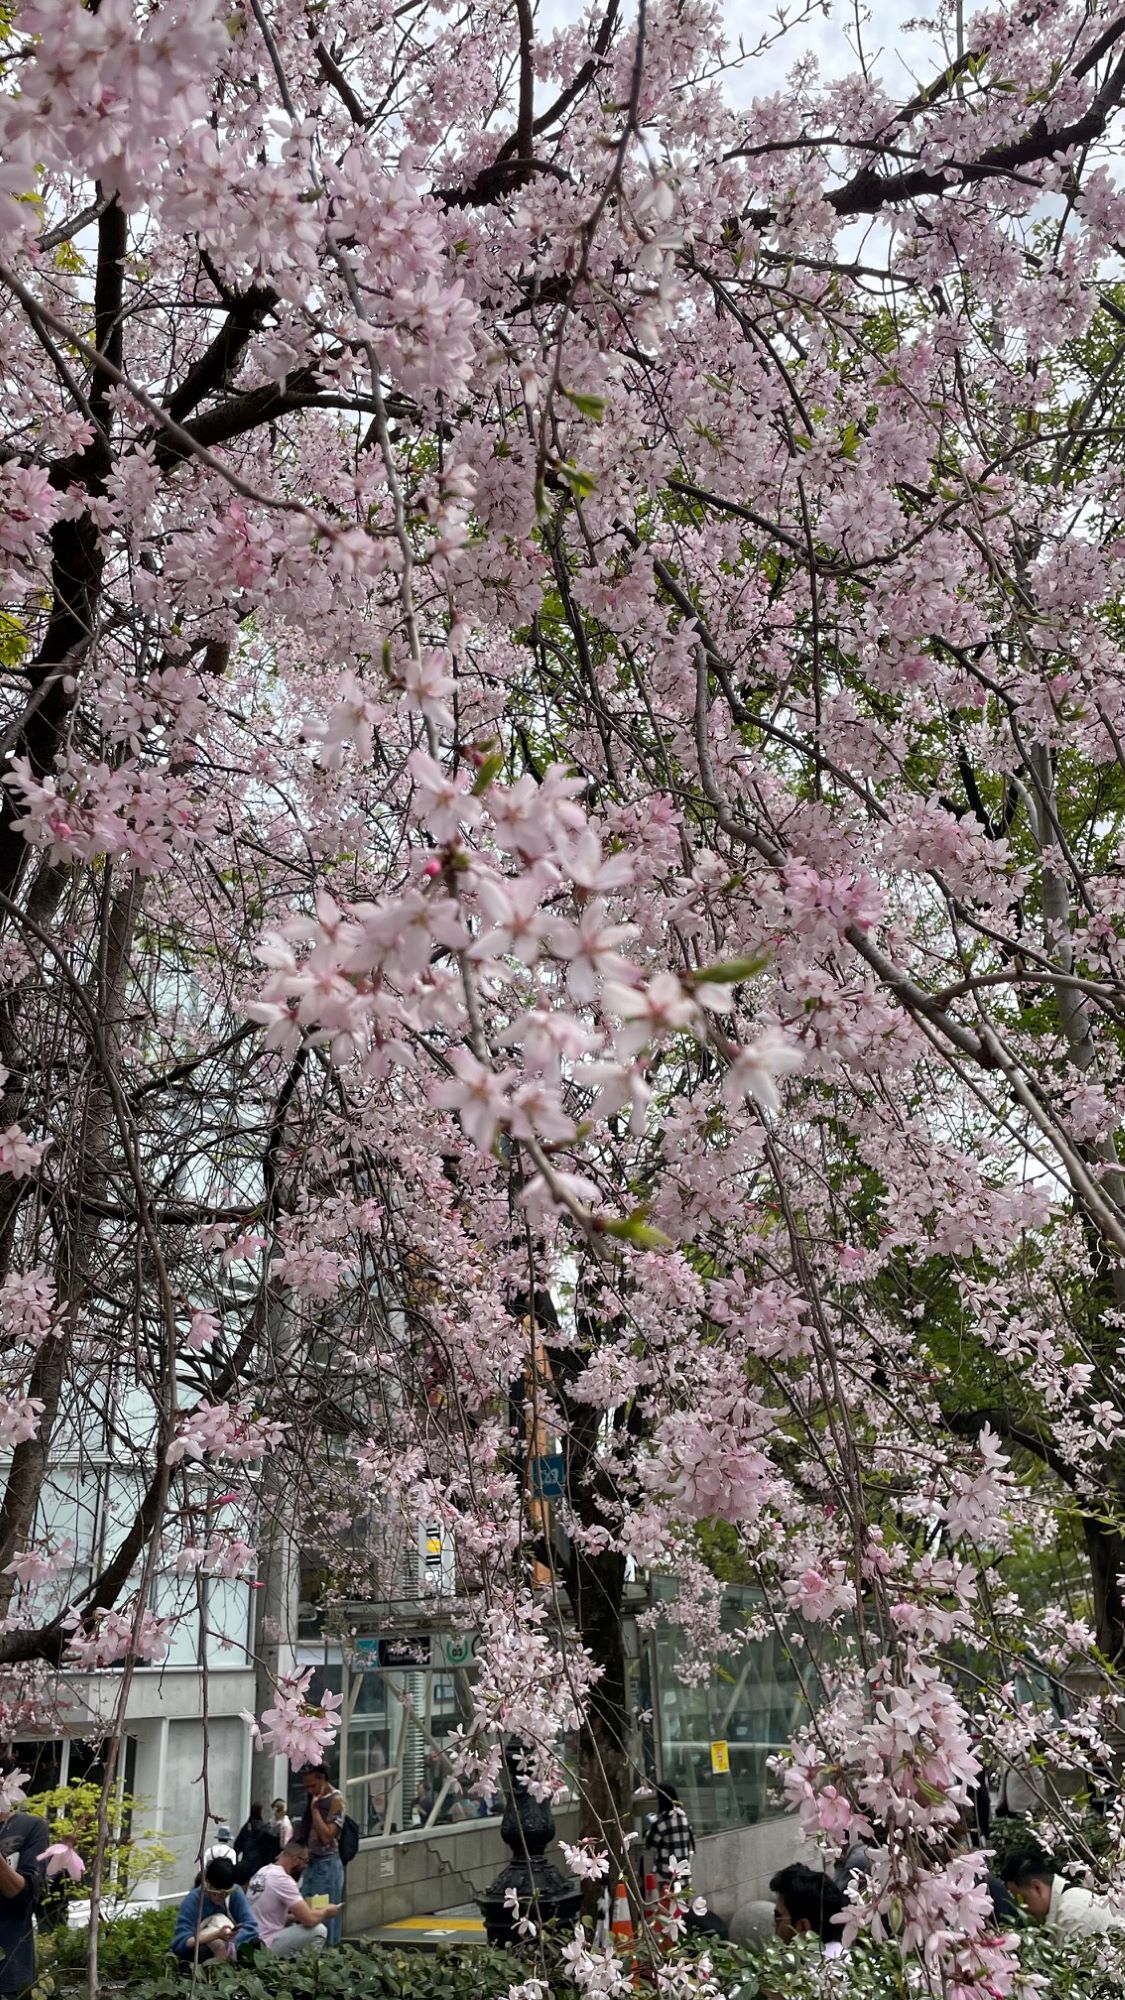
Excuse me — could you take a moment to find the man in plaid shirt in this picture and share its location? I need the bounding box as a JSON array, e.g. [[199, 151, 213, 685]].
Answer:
[[646, 1784, 695, 1889]]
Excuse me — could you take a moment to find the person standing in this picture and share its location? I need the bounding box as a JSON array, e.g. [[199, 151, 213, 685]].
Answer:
[[247, 1840, 341, 1957], [646, 1784, 696, 1898], [234, 1804, 280, 1884], [203, 1821, 238, 1872], [271, 1799, 294, 1850], [296, 1766, 345, 1947], [0, 1762, 48, 1999]]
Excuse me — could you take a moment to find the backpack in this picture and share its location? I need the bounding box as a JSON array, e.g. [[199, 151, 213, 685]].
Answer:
[[337, 1814, 359, 1866]]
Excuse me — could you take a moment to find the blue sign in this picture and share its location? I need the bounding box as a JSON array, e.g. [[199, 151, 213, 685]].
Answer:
[[531, 1453, 565, 1499]]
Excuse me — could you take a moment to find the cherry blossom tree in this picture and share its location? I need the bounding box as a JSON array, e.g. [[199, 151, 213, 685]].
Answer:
[[6, 0, 1125, 1990]]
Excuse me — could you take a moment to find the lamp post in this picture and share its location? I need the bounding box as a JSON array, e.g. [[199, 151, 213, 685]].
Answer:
[[477, 1744, 582, 1946]]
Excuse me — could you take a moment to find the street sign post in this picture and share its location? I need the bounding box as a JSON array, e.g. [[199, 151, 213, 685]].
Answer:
[[530, 1453, 565, 1499], [436, 1633, 478, 1669]]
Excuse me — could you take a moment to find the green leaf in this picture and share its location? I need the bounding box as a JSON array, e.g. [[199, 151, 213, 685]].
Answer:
[[556, 460, 598, 501], [561, 387, 607, 420], [687, 950, 771, 984], [601, 1208, 673, 1249], [470, 750, 504, 794]]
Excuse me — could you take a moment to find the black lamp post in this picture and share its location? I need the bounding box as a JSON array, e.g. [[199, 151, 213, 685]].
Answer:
[[477, 1745, 583, 1946]]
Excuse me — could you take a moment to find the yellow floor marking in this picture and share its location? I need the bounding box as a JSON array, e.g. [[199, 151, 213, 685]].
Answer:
[[382, 1916, 485, 1932]]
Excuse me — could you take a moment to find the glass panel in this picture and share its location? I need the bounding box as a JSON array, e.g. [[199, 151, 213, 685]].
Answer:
[[149, 1568, 201, 1667], [651, 1585, 809, 1835], [337, 1639, 515, 1840], [204, 1578, 252, 1665]]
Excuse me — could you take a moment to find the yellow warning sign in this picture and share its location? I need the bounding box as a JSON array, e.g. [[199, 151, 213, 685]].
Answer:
[[710, 1740, 730, 1774]]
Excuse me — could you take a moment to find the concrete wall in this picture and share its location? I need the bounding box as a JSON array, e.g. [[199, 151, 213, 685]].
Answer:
[[693, 1816, 804, 1923], [128, 1708, 252, 1899], [342, 1808, 802, 1935], [343, 1805, 581, 1934]]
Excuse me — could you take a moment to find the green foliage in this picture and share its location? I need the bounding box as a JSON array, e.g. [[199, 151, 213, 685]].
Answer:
[[701, 1926, 1125, 1998], [23, 1781, 175, 1906], [38, 1923, 1125, 2000], [40, 1906, 178, 1987], [113, 1940, 537, 2000], [0, 608, 28, 664]]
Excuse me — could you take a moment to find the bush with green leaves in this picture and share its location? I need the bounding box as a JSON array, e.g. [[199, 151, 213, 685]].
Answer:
[[36, 1917, 1125, 2000], [109, 1941, 539, 2000], [687, 1924, 1125, 1998], [24, 1782, 174, 1907], [35, 1906, 178, 1992]]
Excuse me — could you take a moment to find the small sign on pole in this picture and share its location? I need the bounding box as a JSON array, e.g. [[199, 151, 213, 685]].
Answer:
[[437, 1632, 478, 1669], [531, 1453, 565, 1499], [709, 1740, 730, 1775]]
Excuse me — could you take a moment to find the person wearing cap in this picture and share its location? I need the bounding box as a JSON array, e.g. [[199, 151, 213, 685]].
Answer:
[[203, 1821, 238, 1872]]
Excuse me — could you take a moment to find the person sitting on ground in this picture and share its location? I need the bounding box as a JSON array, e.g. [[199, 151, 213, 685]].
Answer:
[[247, 1840, 341, 1958], [234, 1803, 280, 1884], [1004, 1851, 1123, 1937], [771, 1864, 848, 1959], [172, 1855, 259, 1966]]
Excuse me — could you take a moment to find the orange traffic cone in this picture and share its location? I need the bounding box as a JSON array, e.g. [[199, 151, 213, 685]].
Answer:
[[611, 1880, 634, 1945]]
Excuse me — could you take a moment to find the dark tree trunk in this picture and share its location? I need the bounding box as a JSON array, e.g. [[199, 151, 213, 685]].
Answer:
[[571, 1539, 632, 1895], [1082, 1510, 1125, 1667], [0, 198, 125, 902]]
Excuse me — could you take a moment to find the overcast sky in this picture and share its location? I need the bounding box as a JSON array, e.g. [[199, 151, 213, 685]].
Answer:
[[535, 0, 947, 105]]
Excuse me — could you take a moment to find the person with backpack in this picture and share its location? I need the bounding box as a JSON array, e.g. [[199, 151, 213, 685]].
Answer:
[[234, 1803, 281, 1885], [295, 1766, 355, 1946]]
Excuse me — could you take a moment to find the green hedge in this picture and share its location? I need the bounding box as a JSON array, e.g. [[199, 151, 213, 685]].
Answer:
[[38, 1937, 532, 2000], [36, 1911, 1125, 2000], [702, 1927, 1125, 1998], [39, 1907, 178, 1986]]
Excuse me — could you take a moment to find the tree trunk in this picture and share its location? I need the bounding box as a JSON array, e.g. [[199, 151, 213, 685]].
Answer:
[[572, 1540, 632, 1885], [1082, 1509, 1125, 1667], [0, 879, 139, 1619]]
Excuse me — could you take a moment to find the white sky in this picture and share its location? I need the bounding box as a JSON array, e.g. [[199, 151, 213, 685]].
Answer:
[[536, 0, 947, 103]]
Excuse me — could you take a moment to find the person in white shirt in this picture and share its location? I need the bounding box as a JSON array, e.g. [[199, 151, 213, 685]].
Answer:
[[1006, 1853, 1123, 1938], [202, 1823, 238, 1871], [247, 1841, 342, 1957], [271, 1799, 294, 1850], [771, 1864, 848, 1958]]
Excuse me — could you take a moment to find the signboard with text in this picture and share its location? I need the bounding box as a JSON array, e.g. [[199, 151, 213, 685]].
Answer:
[[377, 1635, 432, 1670], [350, 1632, 480, 1671]]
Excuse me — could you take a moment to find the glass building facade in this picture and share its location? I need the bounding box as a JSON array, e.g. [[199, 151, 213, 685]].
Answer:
[[291, 1583, 808, 1845], [645, 1583, 810, 1835]]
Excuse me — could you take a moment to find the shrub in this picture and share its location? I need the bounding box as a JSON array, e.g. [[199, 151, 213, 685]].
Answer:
[[38, 1906, 178, 1989], [114, 1940, 537, 2000], [24, 1781, 175, 1908], [38, 1917, 1125, 2000]]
